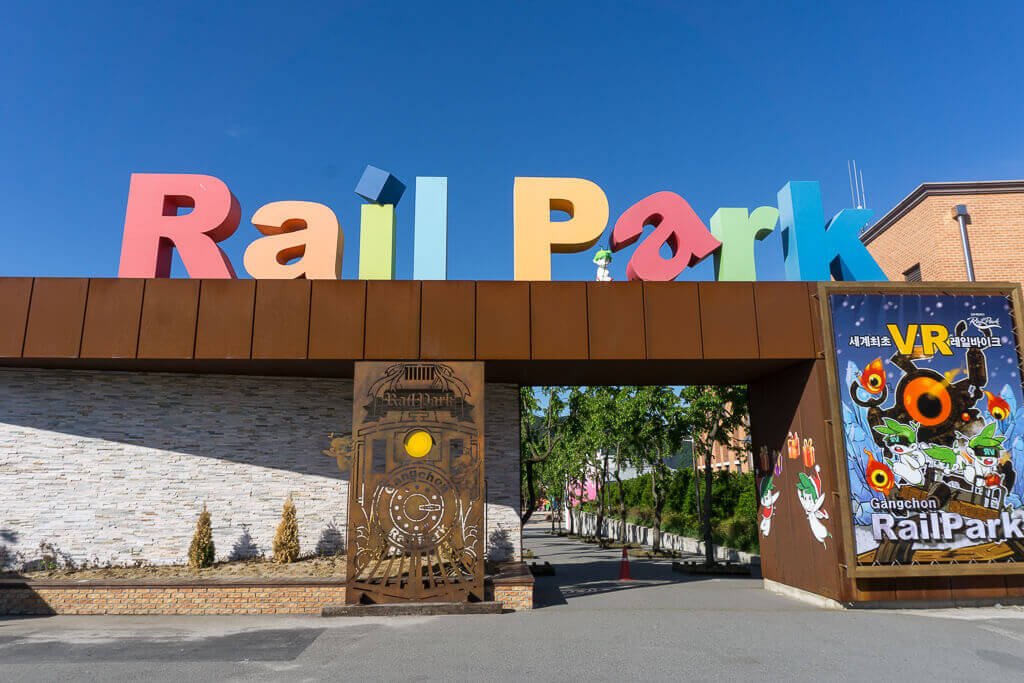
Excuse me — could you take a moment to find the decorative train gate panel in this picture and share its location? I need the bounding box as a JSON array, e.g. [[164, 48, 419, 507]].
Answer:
[[346, 361, 485, 603]]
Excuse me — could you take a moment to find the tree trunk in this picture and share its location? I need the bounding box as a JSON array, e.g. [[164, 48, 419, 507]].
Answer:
[[703, 440, 715, 566], [651, 464, 663, 554], [565, 480, 574, 536], [596, 450, 609, 546], [700, 409, 724, 569], [521, 459, 536, 525], [615, 449, 625, 544]]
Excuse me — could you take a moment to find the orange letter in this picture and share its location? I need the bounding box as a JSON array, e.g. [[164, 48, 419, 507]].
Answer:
[[243, 201, 343, 279], [118, 174, 240, 278], [513, 177, 608, 280]]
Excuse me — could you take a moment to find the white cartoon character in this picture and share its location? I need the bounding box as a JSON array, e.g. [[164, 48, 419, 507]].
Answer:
[[593, 249, 613, 281], [873, 418, 927, 485], [796, 465, 830, 547], [759, 475, 780, 537], [961, 423, 1010, 488]]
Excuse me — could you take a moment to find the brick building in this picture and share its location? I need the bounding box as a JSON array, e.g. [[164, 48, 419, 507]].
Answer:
[[703, 436, 752, 473], [861, 180, 1024, 286]]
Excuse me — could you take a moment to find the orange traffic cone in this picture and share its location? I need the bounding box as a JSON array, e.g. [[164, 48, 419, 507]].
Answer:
[[618, 546, 632, 581]]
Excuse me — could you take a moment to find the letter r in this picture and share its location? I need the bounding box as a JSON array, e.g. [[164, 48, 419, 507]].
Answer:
[[118, 173, 241, 278]]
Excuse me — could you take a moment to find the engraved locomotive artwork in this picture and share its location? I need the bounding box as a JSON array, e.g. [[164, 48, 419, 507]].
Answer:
[[346, 361, 485, 603]]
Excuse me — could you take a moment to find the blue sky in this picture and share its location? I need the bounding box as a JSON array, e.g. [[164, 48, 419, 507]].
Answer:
[[2, 1, 1022, 281]]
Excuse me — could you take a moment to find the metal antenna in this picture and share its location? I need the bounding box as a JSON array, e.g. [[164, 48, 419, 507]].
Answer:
[[848, 160, 857, 206], [852, 160, 862, 208], [859, 167, 867, 208]]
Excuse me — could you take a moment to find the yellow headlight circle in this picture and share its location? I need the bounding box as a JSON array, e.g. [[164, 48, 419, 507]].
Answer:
[[404, 430, 433, 458]]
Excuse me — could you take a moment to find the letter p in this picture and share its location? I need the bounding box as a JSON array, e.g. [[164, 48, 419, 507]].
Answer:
[[513, 177, 608, 280], [118, 173, 241, 278]]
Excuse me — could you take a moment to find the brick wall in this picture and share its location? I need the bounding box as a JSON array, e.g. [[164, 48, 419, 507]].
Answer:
[[866, 191, 1024, 287], [0, 577, 535, 614], [492, 584, 533, 611], [0, 369, 521, 569], [0, 581, 348, 615]]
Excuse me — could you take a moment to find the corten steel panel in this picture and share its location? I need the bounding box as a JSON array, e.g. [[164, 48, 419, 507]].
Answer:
[[894, 576, 952, 602], [137, 279, 201, 359], [850, 578, 896, 603], [0, 278, 33, 357], [643, 282, 701, 359], [586, 282, 645, 360], [950, 575, 1008, 602], [748, 361, 817, 591], [252, 280, 311, 359], [194, 279, 256, 359], [698, 282, 758, 359], [23, 278, 88, 358], [747, 381, 780, 582], [807, 283, 825, 356], [753, 282, 815, 359], [791, 360, 844, 601], [530, 282, 588, 360], [475, 282, 530, 360], [364, 281, 420, 360], [308, 280, 366, 360], [1005, 575, 1024, 598], [80, 278, 144, 358], [420, 281, 475, 359]]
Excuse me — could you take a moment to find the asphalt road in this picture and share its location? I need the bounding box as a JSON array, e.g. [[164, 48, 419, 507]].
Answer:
[[3, 521, 1024, 681]]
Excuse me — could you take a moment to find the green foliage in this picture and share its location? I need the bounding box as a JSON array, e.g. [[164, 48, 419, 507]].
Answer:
[[602, 470, 760, 553], [188, 504, 215, 569], [519, 383, 755, 553], [273, 497, 300, 563]]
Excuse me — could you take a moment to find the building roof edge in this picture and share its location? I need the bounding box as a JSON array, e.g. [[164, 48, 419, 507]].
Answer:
[[861, 180, 1024, 245]]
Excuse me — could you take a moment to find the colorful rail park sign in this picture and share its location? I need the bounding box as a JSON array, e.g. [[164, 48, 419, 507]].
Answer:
[[825, 287, 1024, 576], [116, 167, 887, 283]]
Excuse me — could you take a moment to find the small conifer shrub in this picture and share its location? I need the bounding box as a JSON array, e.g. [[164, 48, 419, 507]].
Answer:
[[188, 504, 215, 569], [273, 496, 300, 563]]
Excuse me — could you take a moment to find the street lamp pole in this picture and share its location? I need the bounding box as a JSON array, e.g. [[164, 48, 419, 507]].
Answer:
[[952, 204, 976, 282]]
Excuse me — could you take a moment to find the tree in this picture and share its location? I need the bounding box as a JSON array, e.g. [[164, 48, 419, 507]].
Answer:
[[677, 385, 750, 566], [519, 387, 568, 526], [627, 386, 688, 554], [188, 504, 215, 569], [273, 496, 300, 563]]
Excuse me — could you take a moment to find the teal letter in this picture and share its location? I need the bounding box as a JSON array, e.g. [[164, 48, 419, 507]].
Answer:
[[711, 206, 778, 281], [778, 181, 886, 281]]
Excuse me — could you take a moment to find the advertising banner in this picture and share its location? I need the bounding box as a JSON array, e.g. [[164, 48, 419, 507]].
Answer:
[[830, 291, 1024, 570]]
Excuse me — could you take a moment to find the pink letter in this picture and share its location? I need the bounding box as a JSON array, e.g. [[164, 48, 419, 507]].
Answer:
[[118, 173, 241, 278], [611, 191, 721, 281]]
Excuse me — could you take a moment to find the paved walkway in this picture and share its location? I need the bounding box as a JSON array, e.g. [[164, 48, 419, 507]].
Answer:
[[2, 522, 1024, 680], [524, 518, 762, 609]]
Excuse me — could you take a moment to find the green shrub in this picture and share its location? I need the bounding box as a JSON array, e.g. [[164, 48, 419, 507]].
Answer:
[[188, 504, 215, 569], [589, 470, 759, 552]]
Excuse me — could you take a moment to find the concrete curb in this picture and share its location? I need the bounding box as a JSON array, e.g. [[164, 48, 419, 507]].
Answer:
[[322, 601, 504, 617], [763, 579, 844, 610]]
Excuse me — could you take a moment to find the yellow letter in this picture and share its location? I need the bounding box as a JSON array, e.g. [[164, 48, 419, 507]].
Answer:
[[513, 177, 609, 280], [887, 324, 918, 355], [921, 324, 952, 356], [243, 201, 343, 279]]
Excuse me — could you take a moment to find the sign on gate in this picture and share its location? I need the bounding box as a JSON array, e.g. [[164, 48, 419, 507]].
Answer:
[[346, 361, 485, 603], [826, 286, 1024, 575]]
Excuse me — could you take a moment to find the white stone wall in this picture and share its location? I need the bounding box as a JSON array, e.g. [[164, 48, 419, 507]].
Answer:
[[484, 383, 521, 562], [0, 369, 520, 568]]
